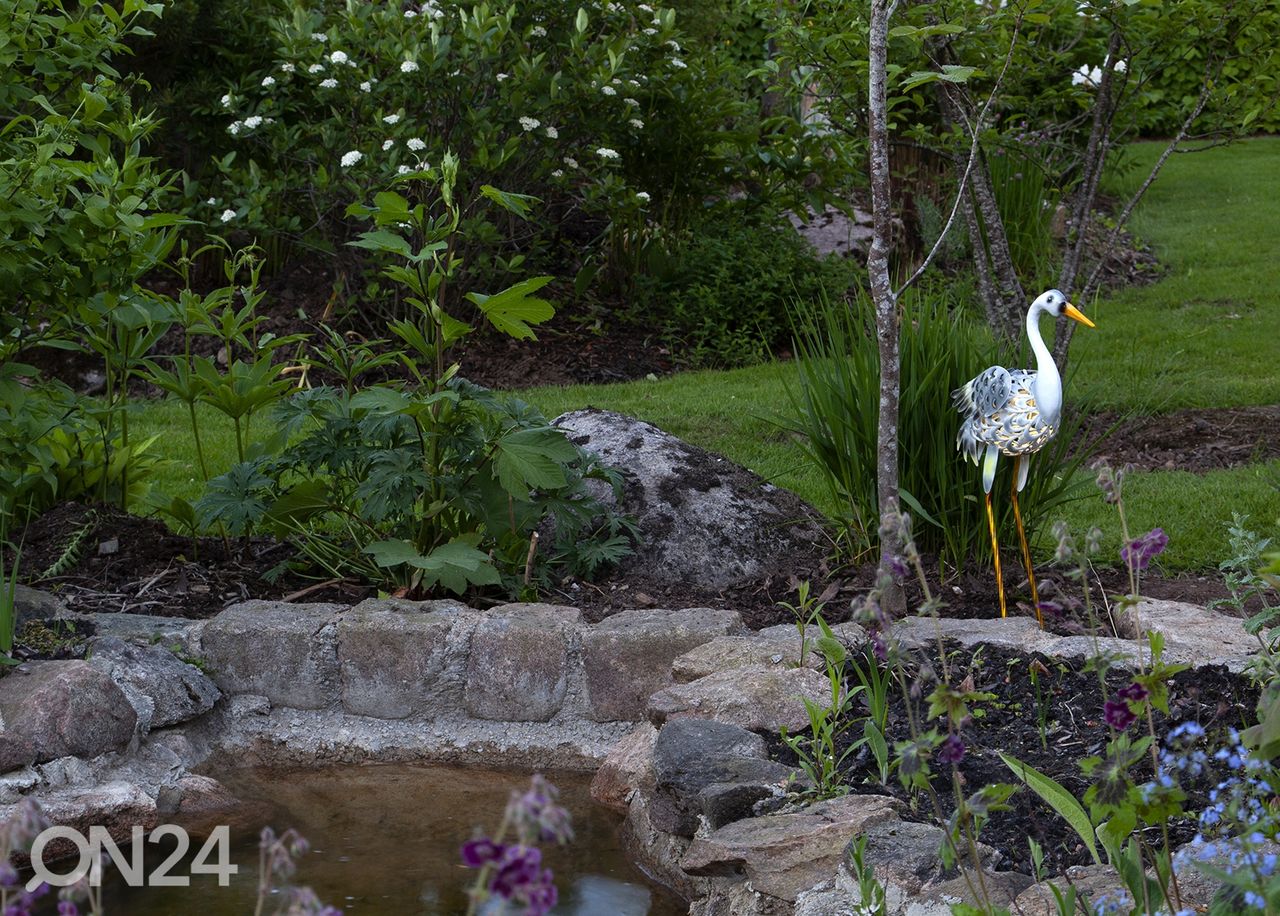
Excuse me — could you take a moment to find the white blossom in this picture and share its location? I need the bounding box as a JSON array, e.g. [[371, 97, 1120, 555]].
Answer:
[[397, 164, 413, 174], [629, 118, 644, 129], [670, 58, 687, 70], [643, 28, 657, 35], [220, 209, 237, 222], [206, 197, 218, 205], [340, 150, 362, 167], [359, 80, 373, 92], [666, 40, 680, 52], [635, 191, 651, 202], [383, 113, 401, 124], [519, 116, 541, 131], [228, 120, 243, 135], [596, 147, 620, 160], [319, 78, 338, 89], [311, 32, 328, 42], [382, 139, 395, 151], [601, 85, 617, 96], [624, 97, 640, 107], [261, 76, 276, 88], [220, 93, 233, 108], [329, 50, 348, 65], [1115, 59, 1128, 72], [638, 2, 653, 10], [563, 156, 578, 169], [497, 72, 510, 82], [404, 9, 417, 17], [407, 137, 426, 151], [401, 60, 419, 73], [544, 125, 558, 139], [551, 169, 564, 177], [243, 115, 263, 129], [308, 63, 325, 74], [530, 25, 547, 37], [280, 62, 296, 73]]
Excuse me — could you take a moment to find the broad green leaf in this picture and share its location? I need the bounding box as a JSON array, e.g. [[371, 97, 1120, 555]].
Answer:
[[479, 185, 538, 219], [466, 276, 555, 340], [493, 426, 578, 496], [575, 7, 588, 32], [1000, 753, 1101, 865], [348, 231, 413, 259]]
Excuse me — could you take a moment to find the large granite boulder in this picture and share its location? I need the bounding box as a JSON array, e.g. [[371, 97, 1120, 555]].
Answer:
[[0, 661, 137, 771], [553, 409, 826, 591]]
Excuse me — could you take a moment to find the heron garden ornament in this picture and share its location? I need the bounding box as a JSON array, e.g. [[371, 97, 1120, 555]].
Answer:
[[953, 289, 1096, 626]]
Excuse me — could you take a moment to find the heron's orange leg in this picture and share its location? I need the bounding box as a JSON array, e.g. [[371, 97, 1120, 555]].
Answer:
[[1012, 458, 1043, 629], [985, 492, 1007, 618]]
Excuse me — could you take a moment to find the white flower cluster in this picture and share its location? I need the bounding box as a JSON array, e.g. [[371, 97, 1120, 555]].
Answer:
[[383, 139, 395, 151], [635, 191, 650, 203], [341, 150, 362, 168], [220, 93, 233, 108], [407, 137, 427, 151], [596, 147, 620, 160], [563, 156, 578, 169], [551, 169, 564, 177], [311, 32, 327, 42], [530, 25, 547, 38], [601, 85, 617, 96], [401, 60, 419, 73], [360, 80, 373, 92], [629, 118, 644, 129], [261, 76, 276, 88], [519, 116, 541, 132], [330, 50, 353, 66], [421, 1, 445, 20], [220, 208, 237, 223], [384, 113, 401, 124], [670, 58, 687, 70], [1072, 60, 1125, 88], [320, 78, 338, 89], [624, 97, 639, 107], [544, 125, 558, 139], [280, 62, 296, 73], [308, 63, 324, 74]]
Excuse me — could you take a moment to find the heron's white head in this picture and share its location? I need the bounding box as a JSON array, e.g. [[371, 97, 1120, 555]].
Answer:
[[1032, 288, 1095, 327]]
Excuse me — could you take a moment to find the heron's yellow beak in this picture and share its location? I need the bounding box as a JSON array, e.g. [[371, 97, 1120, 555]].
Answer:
[[1064, 303, 1095, 328]]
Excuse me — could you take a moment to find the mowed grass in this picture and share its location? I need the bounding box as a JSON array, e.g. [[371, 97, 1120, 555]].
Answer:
[[1072, 136, 1280, 412], [133, 139, 1280, 570]]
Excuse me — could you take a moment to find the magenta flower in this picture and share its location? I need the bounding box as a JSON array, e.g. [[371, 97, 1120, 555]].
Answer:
[[460, 837, 505, 868], [1104, 683, 1148, 730], [937, 734, 966, 765], [1121, 528, 1168, 572]]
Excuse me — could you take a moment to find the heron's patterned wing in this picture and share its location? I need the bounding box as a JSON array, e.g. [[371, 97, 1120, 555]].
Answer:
[[953, 366, 1012, 464]]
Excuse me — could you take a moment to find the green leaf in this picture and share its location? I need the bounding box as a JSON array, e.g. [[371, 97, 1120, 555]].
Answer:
[[1000, 753, 1101, 865], [348, 230, 413, 259], [466, 276, 555, 340], [493, 426, 579, 496], [363, 538, 502, 595], [479, 185, 538, 219], [575, 6, 588, 32]]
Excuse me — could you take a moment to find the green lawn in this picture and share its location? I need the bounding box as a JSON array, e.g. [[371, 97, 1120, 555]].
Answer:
[[134, 138, 1280, 571], [1072, 137, 1280, 412]]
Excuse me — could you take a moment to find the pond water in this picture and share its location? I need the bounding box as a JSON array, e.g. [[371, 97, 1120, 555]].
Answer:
[[59, 764, 685, 915]]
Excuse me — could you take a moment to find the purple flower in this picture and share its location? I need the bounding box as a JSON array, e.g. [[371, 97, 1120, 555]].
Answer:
[[871, 631, 888, 663], [937, 734, 966, 765], [1116, 682, 1149, 703], [1104, 698, 1137, 730], [886, 555, 910, 582], [460, 836, 505, 868], [1121, 528, 1168, 572], [491, 845, 543, 897], [507, 775, 573, 845], [1037, 600, 1063, 619], [57, 903, 80, 916]]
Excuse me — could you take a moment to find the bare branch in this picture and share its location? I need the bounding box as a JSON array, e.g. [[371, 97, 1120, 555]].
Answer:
[[895, 10, 1024, 298]]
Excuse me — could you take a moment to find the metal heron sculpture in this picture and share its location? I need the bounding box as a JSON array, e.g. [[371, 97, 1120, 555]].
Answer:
[[952, 289, 1096, 626]]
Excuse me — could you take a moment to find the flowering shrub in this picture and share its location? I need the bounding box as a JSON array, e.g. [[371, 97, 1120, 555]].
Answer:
[[204, 0, 799, 310]]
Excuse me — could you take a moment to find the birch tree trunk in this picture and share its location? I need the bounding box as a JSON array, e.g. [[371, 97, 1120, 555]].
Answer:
[[867, 0, 904, 615]]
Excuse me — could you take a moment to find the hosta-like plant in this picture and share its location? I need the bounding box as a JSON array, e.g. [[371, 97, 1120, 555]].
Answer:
[[196, 157, 634, 595]]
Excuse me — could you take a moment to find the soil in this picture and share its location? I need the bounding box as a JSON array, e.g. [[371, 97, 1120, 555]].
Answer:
[[1078, 405, 1280, 472], [766, 642, 1260, 878]]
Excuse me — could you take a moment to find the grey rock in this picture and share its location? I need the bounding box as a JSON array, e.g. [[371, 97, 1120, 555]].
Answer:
[[698, 780, 785, 830], [87, 637, 220, 732], [1, 780, 158, 859], [647, 664, 831, 733], [2, 584, 67, 628], [1013, 864, 1128, 916], [582, 607, 742, 722], [200, 601, 343, 710], [591, 722, 658, 813], [553, 409, 826, 591], [228, 694, 271, 717], [1118, 599, 1256, 671], [908, 870, 1035, 915], [336, 599, 473, 719], [87, 612, 199, 650], [653, 719, 792, 836], [859, 820, 999, 897], [672, 633, 822, 683], [0, 661, 136, 771], [681, 794, 900, 902], [465, 603, 579, 722]]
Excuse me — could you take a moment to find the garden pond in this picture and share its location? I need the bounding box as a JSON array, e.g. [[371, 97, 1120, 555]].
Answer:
[[58, 764, 684, 915]]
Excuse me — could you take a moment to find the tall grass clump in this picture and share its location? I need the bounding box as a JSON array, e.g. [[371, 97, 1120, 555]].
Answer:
[[784, 285, 1101, 570]]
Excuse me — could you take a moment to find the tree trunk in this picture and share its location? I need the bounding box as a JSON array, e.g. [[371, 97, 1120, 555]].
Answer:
[[867, 0, 904, 615]]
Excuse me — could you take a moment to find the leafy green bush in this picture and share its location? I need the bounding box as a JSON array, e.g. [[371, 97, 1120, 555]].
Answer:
[[191, 156, 632, 596], [784, 285, 1099, 570], [0, 368, 161, 528], [0, 0, 179, 359], [635, 211, 860, 368]]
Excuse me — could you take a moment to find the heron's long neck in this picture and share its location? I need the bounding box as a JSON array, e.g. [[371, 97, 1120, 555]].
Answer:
[[1027, 305, 1062, 424]]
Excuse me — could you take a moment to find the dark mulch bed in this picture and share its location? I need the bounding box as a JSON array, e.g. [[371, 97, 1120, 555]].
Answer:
[[1079, 405, 1280, 472], [766, 642, 1259, 877], [8, 501, 1249, 629]]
